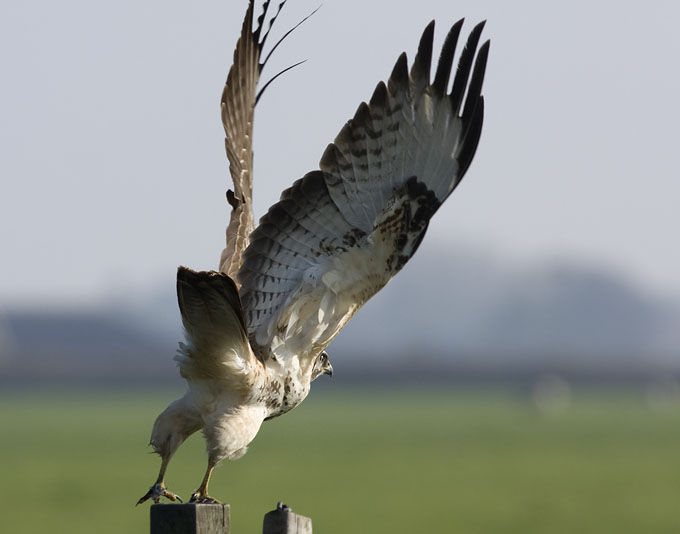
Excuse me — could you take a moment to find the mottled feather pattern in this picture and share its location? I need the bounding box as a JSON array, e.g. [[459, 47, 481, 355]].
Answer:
[[139, 3, 489, 506], [247, 175, 440, 360], [240, 172, 354, 344], [238, 20, 488, 364]]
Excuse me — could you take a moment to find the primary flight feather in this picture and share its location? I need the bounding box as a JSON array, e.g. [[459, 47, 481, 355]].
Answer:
[[138, 0, 489, 504]]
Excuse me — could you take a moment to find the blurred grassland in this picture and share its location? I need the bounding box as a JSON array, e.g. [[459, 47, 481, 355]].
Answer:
[[0, 387, 679, 534]]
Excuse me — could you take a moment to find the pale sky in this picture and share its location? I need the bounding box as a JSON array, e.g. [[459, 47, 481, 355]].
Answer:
[[1, 0, 679, 309]]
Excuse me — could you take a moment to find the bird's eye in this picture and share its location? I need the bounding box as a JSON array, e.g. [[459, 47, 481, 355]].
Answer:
[[320, 353, 327, 362]]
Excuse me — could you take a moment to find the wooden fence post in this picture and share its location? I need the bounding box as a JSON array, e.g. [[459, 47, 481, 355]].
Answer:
[[262, 502, 313, 534], [149, 502, 311, 533], [150, 503, 230, 534]]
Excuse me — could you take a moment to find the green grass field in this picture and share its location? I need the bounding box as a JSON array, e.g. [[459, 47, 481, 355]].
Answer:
[[1, 387, 679, 533]]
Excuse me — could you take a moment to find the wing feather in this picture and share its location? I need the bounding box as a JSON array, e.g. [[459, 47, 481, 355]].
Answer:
[[218, 1, 304, 285], [219, 1, 261, 283], [238, 20, 489, 363]]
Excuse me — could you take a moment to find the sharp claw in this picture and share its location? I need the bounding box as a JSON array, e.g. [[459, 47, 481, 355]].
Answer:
[[137, 483, 182, 506], [163, 489, 182, 503]]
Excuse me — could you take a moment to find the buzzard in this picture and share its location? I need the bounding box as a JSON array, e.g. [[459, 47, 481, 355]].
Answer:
[[137, 0, 489, 504]]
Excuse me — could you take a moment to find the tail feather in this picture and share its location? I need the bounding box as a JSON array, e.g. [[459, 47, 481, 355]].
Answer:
[[175, 267, 262, 384]]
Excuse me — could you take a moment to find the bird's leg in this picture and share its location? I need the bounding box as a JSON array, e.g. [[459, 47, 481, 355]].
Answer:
[[189, 459, 220, 504], [136, 453, 183, 505]]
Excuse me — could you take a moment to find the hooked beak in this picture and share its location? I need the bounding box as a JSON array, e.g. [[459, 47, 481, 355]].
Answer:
[[324, 363, 334, 378]]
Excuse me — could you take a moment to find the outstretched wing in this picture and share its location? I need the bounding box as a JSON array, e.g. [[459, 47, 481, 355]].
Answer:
[[218, 0, 294, 284], [238, 21, 490, 363]]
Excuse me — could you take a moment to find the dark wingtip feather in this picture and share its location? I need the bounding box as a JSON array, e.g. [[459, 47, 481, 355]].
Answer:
[[319, 143, 336, 169], [352, 101, 371, 125], [388, 52, 409, 94], [335, 121, 354, 148], [450, 20, 486, 113], [254, 0, 271, 43], [369, 81, 388, 108], [457, 95, 484, 179], [432, 18, 464, 95], [462, 39, 490, 123], [261, 4, 320, 69], [410, 21, 435, 85], [256, 59, 306, 104]]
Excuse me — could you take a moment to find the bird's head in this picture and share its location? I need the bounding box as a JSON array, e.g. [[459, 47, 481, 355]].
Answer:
[[311, 351, 333, 381]]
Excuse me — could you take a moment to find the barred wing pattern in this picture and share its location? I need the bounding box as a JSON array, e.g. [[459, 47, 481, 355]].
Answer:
[[219, 0, 291, 285], [238, 21, 490, 363]]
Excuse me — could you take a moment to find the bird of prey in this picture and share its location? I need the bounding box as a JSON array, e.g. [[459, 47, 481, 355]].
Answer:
[[137, 0, 489, 505]]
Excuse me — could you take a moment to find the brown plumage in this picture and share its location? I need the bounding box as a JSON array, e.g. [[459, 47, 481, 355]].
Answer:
[[218, 0, 260, 284], [137, 0, 489, 505]]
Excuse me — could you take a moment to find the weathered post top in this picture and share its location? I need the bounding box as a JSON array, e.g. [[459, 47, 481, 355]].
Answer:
[[262, 502, 313, 534], [150, 503, 230, 534]]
